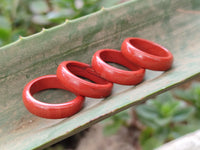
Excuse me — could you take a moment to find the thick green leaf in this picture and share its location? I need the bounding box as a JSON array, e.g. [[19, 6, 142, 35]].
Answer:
[[103, 121, 122, 136], [160, 101, 179, 117], [114, 110, 130, 121], [170, 120, 200, 139], [174, 83, 200, 109], [136, 105, 162, 128], [172, 107, 194, 122], [174, 89, 196, 102], [141, 136, 163, 150], [140, 127, 154, 145], [0, 0, 200, 149], [102, 110, 130, 135], [137, 92, 193, 128], [136, 105, 159, 120]]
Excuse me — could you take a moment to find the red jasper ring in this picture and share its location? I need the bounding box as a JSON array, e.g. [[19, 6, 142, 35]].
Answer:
[[92, 49, 145, 85], [121, 37, 173, 71], [22, 75, 85, 119], [56, 61, 113, 98]]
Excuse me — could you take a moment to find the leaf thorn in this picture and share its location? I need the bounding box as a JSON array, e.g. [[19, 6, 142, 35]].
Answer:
[[19, 36, 24, 40], [101, 7, 105, 11], [65, 19, 69, 23], [42, 28, 46, 32]]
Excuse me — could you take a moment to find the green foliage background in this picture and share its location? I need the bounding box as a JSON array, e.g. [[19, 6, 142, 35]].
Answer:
[[0, 0, 123, 47], [103, 83, 200, 150]]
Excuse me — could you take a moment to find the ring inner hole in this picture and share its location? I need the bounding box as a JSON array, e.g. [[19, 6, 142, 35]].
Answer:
[[30, 77, 76, 104], [107, 62, 131, 71], [129, 39, 169, 57], [33, 89, 76, 104], [67, 63, 110, 84], [77, 76, 95, 83], [100, 50, 141, 71]]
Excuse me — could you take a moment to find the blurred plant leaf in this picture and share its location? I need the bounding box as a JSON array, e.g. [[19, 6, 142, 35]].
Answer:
[[174, 83, 200, 109], [141, 136, 163, 150], [103, 120, 122, 136], [172, 107, 194, 122], [137, 91, 199, 150], [0, 16, 11, 40], [32, 15, 50, 25], [0, 0, 112, 47], [47, 9, 75, 23], [174, 89, 196, 102], [139, 127, 154, 145], [136, 105, 159, 120], [103, 110, 130, 136], [29, 0, 49, 14], [52, 0, 74, 8], [99, 0, 123, 8], [136, 93, 183, 128], [136, 105, 161, 128], [170, 119, 200, 139]]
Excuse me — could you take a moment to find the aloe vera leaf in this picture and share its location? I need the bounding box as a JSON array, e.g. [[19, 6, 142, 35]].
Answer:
[[0, 0, 200, 149]]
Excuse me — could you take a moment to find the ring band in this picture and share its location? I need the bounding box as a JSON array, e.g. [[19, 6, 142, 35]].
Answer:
[[22, 75, 85, 119], [56, 61, 113, 98], [121, 37, 173, 71], [92, 49, 145, 85]]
